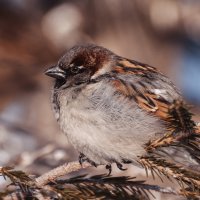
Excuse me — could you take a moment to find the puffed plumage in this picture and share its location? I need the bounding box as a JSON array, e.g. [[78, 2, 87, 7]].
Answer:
[[45, 44, 200, 171]]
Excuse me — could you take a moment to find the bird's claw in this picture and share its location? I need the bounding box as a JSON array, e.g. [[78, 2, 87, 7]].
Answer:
[[116, 162, 127, 171], [79, 153, 97, 167], [105, 164, 112, 176], [122, 159, 132, 164]]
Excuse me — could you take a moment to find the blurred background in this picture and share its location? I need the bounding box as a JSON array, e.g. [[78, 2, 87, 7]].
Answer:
[[0, 0, 200, 199]]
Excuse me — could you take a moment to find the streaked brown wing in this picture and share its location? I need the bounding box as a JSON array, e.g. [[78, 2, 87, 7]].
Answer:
[[112, 79, 170, 120], [111, 58, 178, 121]]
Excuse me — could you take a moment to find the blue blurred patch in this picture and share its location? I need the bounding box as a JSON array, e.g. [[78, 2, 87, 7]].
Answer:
[[180, 39, 200, 104]]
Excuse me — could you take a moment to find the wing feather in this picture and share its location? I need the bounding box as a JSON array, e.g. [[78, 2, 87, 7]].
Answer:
[[111, 59, 181, 121]]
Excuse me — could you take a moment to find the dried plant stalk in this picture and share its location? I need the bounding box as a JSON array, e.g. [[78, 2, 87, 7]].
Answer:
[[35, 161, 92, 187]]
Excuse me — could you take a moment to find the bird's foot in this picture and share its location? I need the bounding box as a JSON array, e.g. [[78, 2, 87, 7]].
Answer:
[[116, 162, 127, 171], [79, 153, 97, 167], [79, 153, 86, 165], [122, 159, 132, 164], [105, 164, 112, 176], [105, 161, 128, 176]]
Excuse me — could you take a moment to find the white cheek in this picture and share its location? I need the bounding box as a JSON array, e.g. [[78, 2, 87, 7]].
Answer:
[[91, 63, 112, 79]]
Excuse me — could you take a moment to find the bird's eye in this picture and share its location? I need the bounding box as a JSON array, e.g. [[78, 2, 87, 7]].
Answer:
[[71, 66, 79, 74], [70, 65, 85, 74]]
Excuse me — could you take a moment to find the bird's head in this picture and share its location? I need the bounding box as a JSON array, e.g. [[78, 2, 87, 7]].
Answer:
[[45, 44, 116, 89]]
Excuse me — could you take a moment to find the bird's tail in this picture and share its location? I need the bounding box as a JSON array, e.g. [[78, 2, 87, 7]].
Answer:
[[140, 101, 200, 196]]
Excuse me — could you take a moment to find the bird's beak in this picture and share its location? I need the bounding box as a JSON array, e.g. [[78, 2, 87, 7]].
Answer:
[[45, 66, 66, 79]]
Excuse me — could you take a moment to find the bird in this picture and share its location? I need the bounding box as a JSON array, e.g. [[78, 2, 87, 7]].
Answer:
[[45, 44, 200, 175]]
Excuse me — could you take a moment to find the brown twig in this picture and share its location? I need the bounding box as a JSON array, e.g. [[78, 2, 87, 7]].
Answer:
[[35, 161, 92, 187], [0, 161, 183, 199], [1, 162, 92, 200]]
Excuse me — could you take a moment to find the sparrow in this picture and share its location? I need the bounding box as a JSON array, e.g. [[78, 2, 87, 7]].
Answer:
[[45, 44, 200, 174]]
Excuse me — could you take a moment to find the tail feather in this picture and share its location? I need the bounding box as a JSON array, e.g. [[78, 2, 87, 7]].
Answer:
[[143, 101, 200, 196]]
